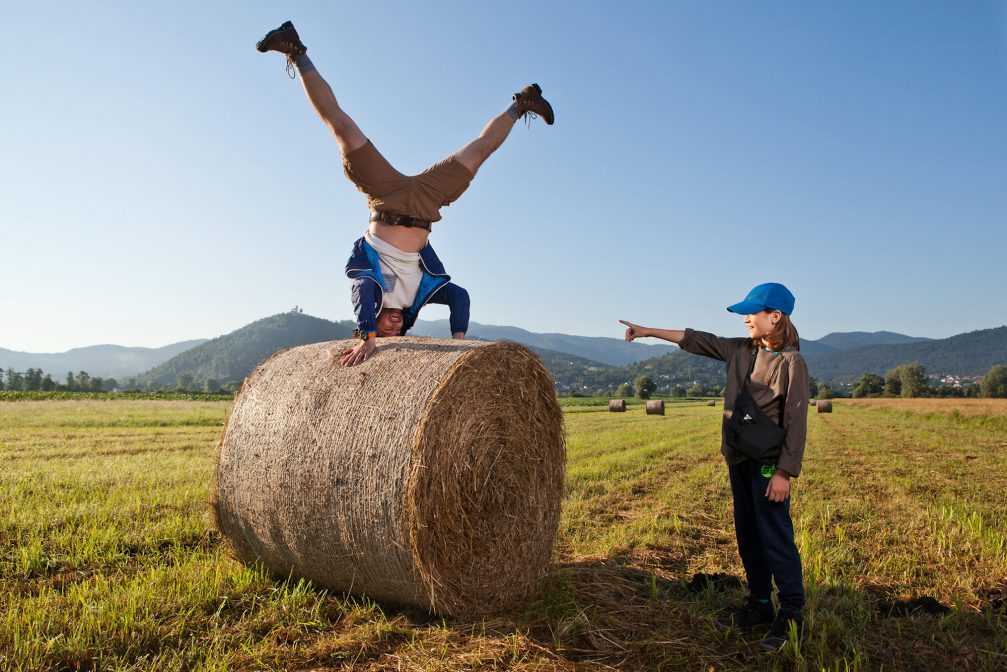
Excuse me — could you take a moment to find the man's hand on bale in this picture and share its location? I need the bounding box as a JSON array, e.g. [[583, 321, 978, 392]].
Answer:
[[342, 337, 376, 367]]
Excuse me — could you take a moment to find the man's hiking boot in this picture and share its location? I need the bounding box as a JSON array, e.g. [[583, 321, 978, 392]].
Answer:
[[513, 83, 554, 125], [714, 596, 775, 632], [256, 21, 306, 56], [760, 608, 804, 653]]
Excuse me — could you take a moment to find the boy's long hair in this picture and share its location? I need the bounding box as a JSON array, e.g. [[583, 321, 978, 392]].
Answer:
[[762, 311, 800, 352]]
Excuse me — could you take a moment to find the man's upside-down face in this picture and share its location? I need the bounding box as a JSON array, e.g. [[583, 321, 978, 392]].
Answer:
[[376, 308, 404, 337]]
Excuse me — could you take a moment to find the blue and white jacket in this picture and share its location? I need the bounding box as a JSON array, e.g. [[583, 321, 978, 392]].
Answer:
[[344, 236, 470, 337]]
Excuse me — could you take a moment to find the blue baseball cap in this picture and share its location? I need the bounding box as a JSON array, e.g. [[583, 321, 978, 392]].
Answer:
[[727, 283, 796, 316]]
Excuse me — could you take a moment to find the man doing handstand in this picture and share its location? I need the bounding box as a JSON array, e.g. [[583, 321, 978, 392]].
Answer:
[[256, 21, 555, 366]]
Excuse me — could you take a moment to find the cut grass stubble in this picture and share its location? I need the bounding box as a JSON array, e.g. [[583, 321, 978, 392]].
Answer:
[[0, 399, 1005, 671]]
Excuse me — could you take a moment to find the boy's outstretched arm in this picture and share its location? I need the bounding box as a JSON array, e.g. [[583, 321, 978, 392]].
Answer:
[[620, 320, 686, 344]]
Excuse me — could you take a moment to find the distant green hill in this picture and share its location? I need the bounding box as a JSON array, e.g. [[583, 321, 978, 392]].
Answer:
[[524, 346, 614, 388], [542, 348, 728, 394], [125, 314, 1005, 393], [544, 327, 1006, 392], [816, 331, 932, 350], [804, 326, 1007, 382], [614, 350, 729, 388], [409, 319, 678, 366], [129, 313, 355, 390]]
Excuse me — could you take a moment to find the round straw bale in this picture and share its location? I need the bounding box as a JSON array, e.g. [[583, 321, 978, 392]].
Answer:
[[645, 400, 665, 415], [609, 399, 626, 412], [707, 400, 716, 407], [212, 337, 564, 616], [817, 400, 833, 413], [810, 399, 817, 406]]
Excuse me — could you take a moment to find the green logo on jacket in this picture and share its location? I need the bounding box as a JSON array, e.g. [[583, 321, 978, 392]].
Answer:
[[760, 464, 776, 479]]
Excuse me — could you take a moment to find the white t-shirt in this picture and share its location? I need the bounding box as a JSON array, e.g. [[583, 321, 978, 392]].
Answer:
[[363, 231, 423, 310]]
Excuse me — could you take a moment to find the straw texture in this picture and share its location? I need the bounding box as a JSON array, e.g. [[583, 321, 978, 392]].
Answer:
[[645, 400, 665, 415], [212, 337, 564, 615], [609, 400, 626, 412]]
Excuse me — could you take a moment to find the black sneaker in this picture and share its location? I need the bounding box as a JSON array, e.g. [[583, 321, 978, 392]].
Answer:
[[760, 608, 804, 652], [714, 597, 775, 632], [512, 83, 555, 125], [255, 21, 306, 55]]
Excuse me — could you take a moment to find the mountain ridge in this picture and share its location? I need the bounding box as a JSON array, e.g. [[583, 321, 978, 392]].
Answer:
[[407, 319, 678, 366], [129, 313, 356, 389], [0, 340, 208, 380], [804, 326, 1007, 382], [5, 317, 1002, 392]]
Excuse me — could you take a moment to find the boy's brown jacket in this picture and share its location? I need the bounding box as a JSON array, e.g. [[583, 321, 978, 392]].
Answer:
[[679, 328, 809, 477]]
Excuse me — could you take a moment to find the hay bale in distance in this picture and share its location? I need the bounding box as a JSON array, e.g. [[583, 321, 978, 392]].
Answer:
[[212, 338, 565, 616], [645, 400, 665, 415], [609, 399, 626, 412], [707, 400, 716, 407], [817, 400, 833, 413], [810, 399, 817, 407]]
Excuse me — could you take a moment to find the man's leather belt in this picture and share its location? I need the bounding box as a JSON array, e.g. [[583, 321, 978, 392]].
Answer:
[[370, 211, 431, 231]]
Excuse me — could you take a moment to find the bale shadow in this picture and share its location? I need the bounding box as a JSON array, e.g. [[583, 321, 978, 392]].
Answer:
[[490, 558, 754, 668], [263, 560, 1007, 671]]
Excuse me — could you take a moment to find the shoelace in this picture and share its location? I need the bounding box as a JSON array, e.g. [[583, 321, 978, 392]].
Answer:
[[514, 93, 543, 127], [285, 55, 295, 79]]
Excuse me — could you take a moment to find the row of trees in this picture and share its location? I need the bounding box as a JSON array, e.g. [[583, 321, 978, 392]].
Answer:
[[0, 368, 117, 392], [166, 374, 241, 394], [111, 373, 241, 394], [851, 363, 1007, 398], [588, 375, 723, 399], [583, 364, 1007, 401], [582, 374, 827, 400], [1, 367, 243, 395]]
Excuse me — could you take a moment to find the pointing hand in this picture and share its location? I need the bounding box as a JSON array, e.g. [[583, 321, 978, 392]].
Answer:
[[619, 320, 646, 342]]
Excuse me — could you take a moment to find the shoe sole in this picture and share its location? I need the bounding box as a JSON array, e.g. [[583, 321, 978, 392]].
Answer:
[[527, 83, 555, 125], [256, 20, 295, 52]]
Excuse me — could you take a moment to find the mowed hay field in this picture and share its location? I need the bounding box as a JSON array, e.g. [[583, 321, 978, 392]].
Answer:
[[1, 399, 1005, 671]]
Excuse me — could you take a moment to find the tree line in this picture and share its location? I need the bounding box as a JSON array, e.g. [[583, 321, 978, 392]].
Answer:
[[561, 375, 724, 399], [0, 368, 118, 392], [568, 364, 1007, 401], [849, 363, 1007, 399], [0, 368, 239, 394]]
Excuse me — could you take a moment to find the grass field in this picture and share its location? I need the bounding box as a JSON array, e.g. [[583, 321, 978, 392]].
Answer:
[[1, 398, 1005, 671]]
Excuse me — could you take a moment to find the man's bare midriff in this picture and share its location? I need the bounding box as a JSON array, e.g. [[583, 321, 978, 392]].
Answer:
[[368, 220, 429, 253]]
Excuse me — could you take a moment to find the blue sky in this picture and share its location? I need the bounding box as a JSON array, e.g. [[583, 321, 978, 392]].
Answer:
[[2, 1, 1005, 352]]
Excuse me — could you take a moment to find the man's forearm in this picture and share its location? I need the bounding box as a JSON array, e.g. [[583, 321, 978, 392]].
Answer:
[[351, 280, 378, 335]]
